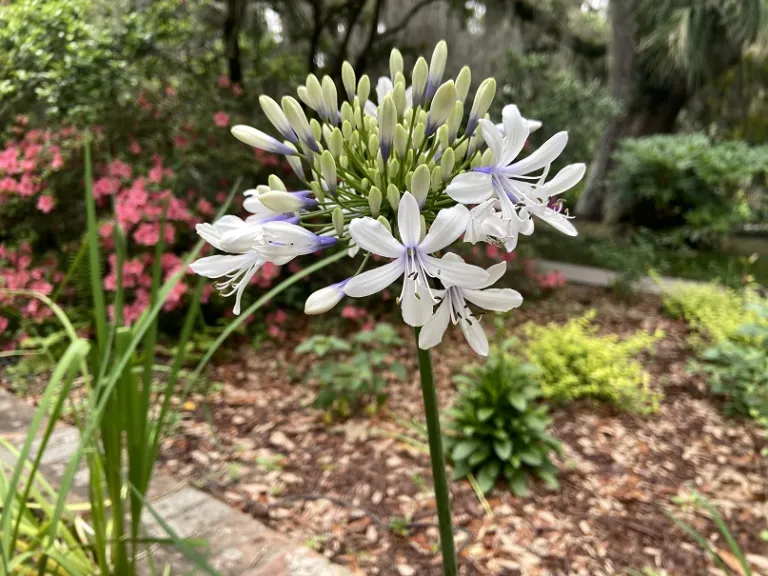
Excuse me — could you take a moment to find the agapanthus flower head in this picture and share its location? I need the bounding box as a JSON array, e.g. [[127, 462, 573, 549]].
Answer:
[[191, 41, 585, 355]]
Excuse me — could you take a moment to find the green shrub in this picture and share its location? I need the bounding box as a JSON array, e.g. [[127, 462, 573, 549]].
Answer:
[[608, 134, 768, 246], [445, 337, 560, 496], [295, 324, 407, 419], [663, 283, 768, 344], [696, 303, 768, 428], [523, 311, 663, 413]]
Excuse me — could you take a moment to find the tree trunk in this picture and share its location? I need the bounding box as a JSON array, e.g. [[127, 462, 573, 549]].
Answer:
[[224, 0, 246, 84], [575, 0, 637, 220]]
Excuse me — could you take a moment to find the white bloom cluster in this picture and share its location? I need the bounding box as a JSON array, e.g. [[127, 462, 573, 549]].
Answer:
[[191, 41, 585, 355]]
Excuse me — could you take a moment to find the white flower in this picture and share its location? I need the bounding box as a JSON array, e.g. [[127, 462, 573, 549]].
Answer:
[[253, 221, 337, 265], [464, 199, 534, 252], [446, 105, 582, 236], [344, 192, 490, 326], [231, 125, 297, 156], [305, 280, 348, 314], [243, 188, 314, 220], [191, 216, 266, 315], [419, 255, 523, 356]]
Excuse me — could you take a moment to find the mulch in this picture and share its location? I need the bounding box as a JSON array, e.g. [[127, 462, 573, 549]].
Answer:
[[156, 285, 768, 575]]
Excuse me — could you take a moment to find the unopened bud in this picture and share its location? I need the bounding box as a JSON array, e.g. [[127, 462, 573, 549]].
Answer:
[[310, 181, 325, 202], [368, 186, 382, 218], [342, 120, 353, 139], [339, 155, 349, 169], [392, 82, 407, 117], [455, 66, 471, 104], [259, 95, 297, 144], [332, 206, 345, 236], [387, 184, 400, 212], [377, 215, 392, 233], [388, 158, 400, 179], [481, 147, 495, 166], [379, 96, 397, 161], [430, 166, 442, 191], [328, 128, 343, 158], [341, 101, 353, 124], [412, 123, 426, 149], [394, 125, 408, 158], [420, 215, 427, 242], [306, 74, 325, 113], [322, 76, 338, 123], [368, 134, 379, 158], [410, 164, 430, 206], [268, 175, 286, 191], [447, 102, 463, 142], [282, 96, 318, 151], [405, 171, 413, 190], [467, 78, 496, 136], [454, 139, 468, 162], [353, 102, 363, 129], [360, 178, 370, 191], [411, 57, 428, 107], [305, 282, 346, 314], [440, 148, 455, 180], [470, 151, 483, 169], [297, 85, 312, 108], [321, 150, 337, 194], [357, 75, 371, 104], [310, 118, 322, 142], [426, 81, 457, 136], [341, 62, 356, 101], [260, 191, 306, 213], [390, 48, 404, 83], [426, 41, 448, 101], [437, 125, 449, 150]]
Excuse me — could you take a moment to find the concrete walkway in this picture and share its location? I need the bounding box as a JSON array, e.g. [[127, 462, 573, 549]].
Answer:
[[0, 389, 350, 576], [533, 258, 703, 294]]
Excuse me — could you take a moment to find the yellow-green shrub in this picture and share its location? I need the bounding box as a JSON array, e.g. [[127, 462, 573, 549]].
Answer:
[[663, 283, 768, 343], [523, 311, 663, 414]]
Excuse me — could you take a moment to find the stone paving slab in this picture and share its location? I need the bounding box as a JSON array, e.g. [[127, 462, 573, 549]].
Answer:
[[0, 389, 351, 576]]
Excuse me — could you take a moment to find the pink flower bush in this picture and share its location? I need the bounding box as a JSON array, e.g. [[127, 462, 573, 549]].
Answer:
[[36, 195, 55, 213], [213, 111, 230, 128]]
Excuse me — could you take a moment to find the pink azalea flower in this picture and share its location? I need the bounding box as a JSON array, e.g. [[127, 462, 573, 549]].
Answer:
[[196, 198, 214, 216], [36, 195, 55, 213], [213, 111, 230, 128], [217, 75, 230, 88], [129, 140, 142, 155], [232, 83, 243, 97], [0, 316, 8, 332]]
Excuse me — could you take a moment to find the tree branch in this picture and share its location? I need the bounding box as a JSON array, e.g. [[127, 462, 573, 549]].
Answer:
[[377, 0, 441, 41], [354, 0, 386, 74]]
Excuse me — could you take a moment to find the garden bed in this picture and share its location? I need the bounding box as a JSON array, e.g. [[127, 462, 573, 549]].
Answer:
[[152, 285, 768, 576]]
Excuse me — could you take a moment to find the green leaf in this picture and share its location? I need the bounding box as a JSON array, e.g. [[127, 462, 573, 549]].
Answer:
[[467, 446, 490, 467], [508, 470, 529, 497], [451, 439, 482, 461], [507, 392, 527, 411], [493, 439, 513, 461], [314, 388, 336, 408], [476, 461, 501, 494], [451, 459, 471, 481], [476, 407, 494, 422], [389, 362, 407, 380], [536, 470, 560, 491], [520, 449, 542, 467]]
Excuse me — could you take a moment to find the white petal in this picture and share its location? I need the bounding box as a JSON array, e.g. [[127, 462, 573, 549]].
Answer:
[[400, 276, 434, 327], [478, 119, 503, 163], [418, 298, 452, 350], [500, 105, 529, 166], [507, 131, 568, 175], [376, 76, 394, 103], [421, 254, 489, 288], [343, 258, 404, 297], [527, 119, 543, 133], [463, 287, 522, 311], [348, 218, 404, 258], [445, 172, 494, 204], [418, 204, 470, 254], [364, 100, 378, 119], [542, 163, 586, 197], [460, 316, 488, 356], [233, 264, 260, 315], [305, 283, 345, 314], [480, 262, 507, 288], [190, 254, 258, 278], [529, 205, 578, 236], [398, 192, 422, 247]]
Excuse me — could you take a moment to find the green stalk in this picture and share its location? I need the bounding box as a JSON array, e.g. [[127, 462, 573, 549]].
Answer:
[[413, 327, 457, 576]]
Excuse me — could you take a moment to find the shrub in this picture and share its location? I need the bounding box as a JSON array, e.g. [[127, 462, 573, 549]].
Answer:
[[696, 303, 768, 428], [608, 134, 768, 247], [295, 323, 407, 419], [523, 311, 663, 413], [446, 336, 560, 496], [663, 283, 768, 344]]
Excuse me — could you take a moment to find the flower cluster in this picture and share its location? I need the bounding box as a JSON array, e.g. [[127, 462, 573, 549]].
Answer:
[[192, 41, 585, 355]]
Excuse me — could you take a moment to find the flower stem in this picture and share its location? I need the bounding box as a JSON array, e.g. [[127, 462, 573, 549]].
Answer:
[[413, 327, 457, 576]]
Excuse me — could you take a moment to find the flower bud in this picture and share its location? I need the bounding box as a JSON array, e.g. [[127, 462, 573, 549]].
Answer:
[[417, 109, 428, 125], [357, 75, 371, 104], [286, 155, 304, 180], [310, 181, 325, 202], [328, 127, 343, 158], [259, 191, 310, 213], [373, 172, 382, 189], [481, 147, 495, 166], [360, 178, 370, 191], [341, 62, 356, 101], [379, 96, 397, 161], [377, 216, 392, 233], [305, 282, 347, 314], [447, 101, 463, 143], [454, 139, 468, 162], [470, 151, 482, 169], [390, 48, 404, 83], [306, 74, 325, 115], [353, 102, 364, 129], [342, 120, 353, 140], [368, 134, 379, 158], [387, 184, 400, 212], [394, 125, 408, 158], [297, 85, 312, 108], [420, 215, 427, 242], [388, 158, 400, 179], [341, 101, 353, 124], [282, 96, 319, 152], [392, 82, 407, 117], [268, 174, 287, 191], [231, 125, 298, 156], [376, 151, 385, 174], [405, 171, 413, 190], [332, 206, 345, 236], [259, 95, 297, 143], [405, 149, 414, 167], [412, 123, 426, 149], [411, 57, 428, 107], [426, 81, 457, 136], [455, 66, 471, 104], [321, 150, 337, 194], [350, 131, 360, 149], [310, 118, 322, 142], [430, 166, 442, 191], [426, 40, 448, 101], [410, 164, 430, 206], [368, 186, 382, 218], [440, 148, 455, 180], [322, 76, 338, 124], [437, 125, 449, 150], [466, 78, 496, 136]]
